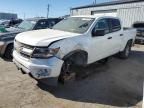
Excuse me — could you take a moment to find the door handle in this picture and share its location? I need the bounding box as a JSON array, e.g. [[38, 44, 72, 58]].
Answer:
[[107, 37, 112, 39], [120, 34, 123, 36]]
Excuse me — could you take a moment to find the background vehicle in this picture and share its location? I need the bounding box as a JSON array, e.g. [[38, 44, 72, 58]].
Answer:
[[0, 19, 23, 28], [0, 20, 10, 26], [13, 16, 136, 85], [0, 20, 10, 32], [0, 18, 62, 59], [133, 22, 144, 44]]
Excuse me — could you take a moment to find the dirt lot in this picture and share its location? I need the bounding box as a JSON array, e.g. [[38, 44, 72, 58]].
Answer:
[[0, 45, 144, 108]]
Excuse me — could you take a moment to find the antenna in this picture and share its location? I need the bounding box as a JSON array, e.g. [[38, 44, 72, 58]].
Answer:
[[94, 0, 96, 4], [47, 4, 50, 18], [93, 0, 96, 4]]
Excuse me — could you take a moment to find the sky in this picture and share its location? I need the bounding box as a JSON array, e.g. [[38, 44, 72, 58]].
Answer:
[[0, 0, 111, 19]]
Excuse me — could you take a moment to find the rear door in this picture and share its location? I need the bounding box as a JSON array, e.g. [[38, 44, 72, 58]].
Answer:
[[108, 18, 122, 54]]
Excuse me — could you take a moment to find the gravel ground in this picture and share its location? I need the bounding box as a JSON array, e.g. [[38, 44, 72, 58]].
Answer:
[[0, 45, 144, 108]]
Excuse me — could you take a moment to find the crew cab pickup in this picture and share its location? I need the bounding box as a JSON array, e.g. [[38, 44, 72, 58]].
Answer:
[[13, 16, 136, 85]]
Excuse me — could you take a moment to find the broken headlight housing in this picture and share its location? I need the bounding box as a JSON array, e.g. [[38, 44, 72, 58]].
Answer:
[[32, 47, 60, 58]]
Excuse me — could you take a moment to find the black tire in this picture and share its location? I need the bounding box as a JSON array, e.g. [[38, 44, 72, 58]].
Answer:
[[119, 41, 132, 59], [58, 61, 69, 84], [4, 44, 13, 59], [58, 60, 74, 84]]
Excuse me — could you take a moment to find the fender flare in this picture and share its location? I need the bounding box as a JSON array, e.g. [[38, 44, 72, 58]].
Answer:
[[63, 50, 88, 66]]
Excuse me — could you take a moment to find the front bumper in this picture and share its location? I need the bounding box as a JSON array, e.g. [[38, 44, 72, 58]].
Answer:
[[13, 50, 64, 79]]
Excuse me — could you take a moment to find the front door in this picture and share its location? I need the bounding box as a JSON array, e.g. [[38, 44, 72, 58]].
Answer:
[[88, 18, 117, 63]]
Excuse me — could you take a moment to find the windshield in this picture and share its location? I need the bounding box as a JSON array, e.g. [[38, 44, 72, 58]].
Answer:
[[18, 20, 36, 30], [53, 17, 94, 34]]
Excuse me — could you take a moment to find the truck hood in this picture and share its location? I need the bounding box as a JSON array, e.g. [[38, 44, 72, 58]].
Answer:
[[15, 29, 81, 46]]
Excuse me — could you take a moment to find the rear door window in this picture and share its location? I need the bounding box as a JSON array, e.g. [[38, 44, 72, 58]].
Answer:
[[109, 19, 121, 32]]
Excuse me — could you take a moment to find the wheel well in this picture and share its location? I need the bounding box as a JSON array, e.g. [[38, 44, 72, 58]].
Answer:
[[63, 50, 88, 66], [7, 43, 13, 47], [4, 43, 13, 54], [5, 43, 13, 51]]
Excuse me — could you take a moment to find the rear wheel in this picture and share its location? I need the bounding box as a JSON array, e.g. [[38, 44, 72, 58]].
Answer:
[[119, 41, 132, 59], [4, 44, 13, 59]]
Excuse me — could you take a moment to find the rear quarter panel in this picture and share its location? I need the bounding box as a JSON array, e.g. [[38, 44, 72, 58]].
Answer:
[[120, 28, 136, 51]]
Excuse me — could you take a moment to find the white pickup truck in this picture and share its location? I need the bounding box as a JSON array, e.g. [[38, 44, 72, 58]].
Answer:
[[13, 15, 136, 85]]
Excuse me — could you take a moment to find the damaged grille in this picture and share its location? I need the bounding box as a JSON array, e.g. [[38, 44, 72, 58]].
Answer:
[[14, 40, 35, 59]]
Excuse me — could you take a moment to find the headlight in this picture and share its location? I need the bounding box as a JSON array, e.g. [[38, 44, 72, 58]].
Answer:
[[32, 47, 60, 58]]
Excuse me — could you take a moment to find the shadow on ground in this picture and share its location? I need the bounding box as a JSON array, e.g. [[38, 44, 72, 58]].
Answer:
[[37, 50, 144, 107]]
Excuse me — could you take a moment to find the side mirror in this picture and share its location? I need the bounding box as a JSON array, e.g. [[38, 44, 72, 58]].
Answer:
[[92, 29, 105, 37]]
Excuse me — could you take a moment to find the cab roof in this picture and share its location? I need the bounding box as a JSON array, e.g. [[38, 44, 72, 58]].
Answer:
[[71, 15, 118, 19]]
